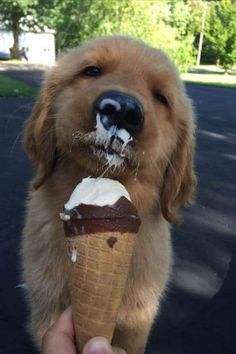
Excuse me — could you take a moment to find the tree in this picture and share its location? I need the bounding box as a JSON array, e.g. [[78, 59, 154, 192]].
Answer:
[[165, 0, 202, 71], [0, 0, 201, 72], [0, 0, 37, 58], [36, 0, 96, 50], [204, 0, 236, 70], [44, 0, 197, 72]]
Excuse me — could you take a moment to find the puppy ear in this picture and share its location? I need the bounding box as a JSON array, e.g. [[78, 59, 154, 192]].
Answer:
[[23, 75, 57, 189], [160, 102, 197, 224]]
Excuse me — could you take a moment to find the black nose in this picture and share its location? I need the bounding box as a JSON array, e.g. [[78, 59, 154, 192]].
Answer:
[[94, 91, 144, 133]]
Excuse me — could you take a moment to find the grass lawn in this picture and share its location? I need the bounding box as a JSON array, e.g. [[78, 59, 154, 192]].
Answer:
[[0, 74, 36, 97], [182, 66, 236, 88], [0, 59, 23, 65]]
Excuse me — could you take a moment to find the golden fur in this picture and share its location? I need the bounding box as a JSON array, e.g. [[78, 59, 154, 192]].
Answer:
[[22, 36, 196, 354]]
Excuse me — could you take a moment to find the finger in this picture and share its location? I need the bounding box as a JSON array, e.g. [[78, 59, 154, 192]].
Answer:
[[82, 337, 127, 354], [83, 337, 112, 354], [112, 346, 127, 354], [42, 307, 76, 354], [52, 307, 74, 339]]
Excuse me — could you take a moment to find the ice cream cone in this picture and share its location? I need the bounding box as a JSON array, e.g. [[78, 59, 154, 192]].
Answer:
[[60, 177, 141, 353], [67, 230, 136, 352]]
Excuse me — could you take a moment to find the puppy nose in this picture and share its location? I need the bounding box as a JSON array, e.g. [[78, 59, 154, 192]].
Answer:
[[94, 91, 144, 133]]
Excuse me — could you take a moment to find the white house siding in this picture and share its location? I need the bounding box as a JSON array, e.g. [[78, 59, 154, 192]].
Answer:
[[0, 30, 12, 53], [0, 30, 55, 65]]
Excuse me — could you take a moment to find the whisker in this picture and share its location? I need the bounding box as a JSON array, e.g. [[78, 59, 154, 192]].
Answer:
[[160, 151, 177, 180], [10, 130, 24, 155], [99, 163, 113, 177], [132, 157, 140, 181]]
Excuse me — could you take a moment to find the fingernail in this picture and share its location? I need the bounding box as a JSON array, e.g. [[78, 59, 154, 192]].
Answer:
[[84, 337, 112, 354]]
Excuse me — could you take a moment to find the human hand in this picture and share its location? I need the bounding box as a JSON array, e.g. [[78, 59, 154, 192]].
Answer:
[[42, 307, 126, 354]]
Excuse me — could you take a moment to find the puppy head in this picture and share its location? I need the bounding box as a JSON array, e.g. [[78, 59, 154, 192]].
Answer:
[[23, 36, 196, 223]]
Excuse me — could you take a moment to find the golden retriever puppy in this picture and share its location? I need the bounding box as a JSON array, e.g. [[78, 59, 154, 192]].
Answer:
[[22, 36, 196, 354]]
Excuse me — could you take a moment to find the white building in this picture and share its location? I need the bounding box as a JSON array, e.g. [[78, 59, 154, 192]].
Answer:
[[0, 29, 56, 65]]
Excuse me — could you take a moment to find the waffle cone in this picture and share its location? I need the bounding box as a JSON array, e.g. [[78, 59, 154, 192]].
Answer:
[[67, 231, 136, 353]]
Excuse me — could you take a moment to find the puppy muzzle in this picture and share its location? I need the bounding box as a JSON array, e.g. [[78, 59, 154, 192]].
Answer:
[[94, 91, 144, 134]]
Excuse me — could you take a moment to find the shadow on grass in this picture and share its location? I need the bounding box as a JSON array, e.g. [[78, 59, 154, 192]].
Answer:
[[184, 81, 236, 89], [0, 74, 38, 97], [189, 66, 236, 76]]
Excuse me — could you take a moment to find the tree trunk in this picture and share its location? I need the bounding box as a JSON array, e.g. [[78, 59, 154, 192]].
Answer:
[[196, 1, 208, 66], [10, 14, 21, 59]]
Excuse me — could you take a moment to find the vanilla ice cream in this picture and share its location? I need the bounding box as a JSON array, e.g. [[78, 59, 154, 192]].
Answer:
[[64, 177, 131, 210]]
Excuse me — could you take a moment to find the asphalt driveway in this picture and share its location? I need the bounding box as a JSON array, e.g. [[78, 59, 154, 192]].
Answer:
[[0, 67, 235, 354]]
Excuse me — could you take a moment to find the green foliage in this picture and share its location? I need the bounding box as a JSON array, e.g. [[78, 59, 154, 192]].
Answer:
[[40, 0, 196, 72], [0, 0, 38, 58], [2, 0, 222, 72], [164, 0, 200, 71], [168, 0, 202, 36], [0, 0, 37, 25], [204, 0, 236, 70]]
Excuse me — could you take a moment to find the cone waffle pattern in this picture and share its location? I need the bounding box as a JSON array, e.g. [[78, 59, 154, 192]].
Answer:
[[67, 231, 136, 353]]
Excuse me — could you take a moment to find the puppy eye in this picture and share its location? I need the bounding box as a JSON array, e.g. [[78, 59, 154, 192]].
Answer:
[[82, 66, 101, 77], [154, 92, 168, 107]]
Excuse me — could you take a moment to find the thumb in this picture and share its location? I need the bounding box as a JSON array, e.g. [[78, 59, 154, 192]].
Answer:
[[83, 337, 112, 354], [82, 337, 126, 354], [42, 307, 76, 354]]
